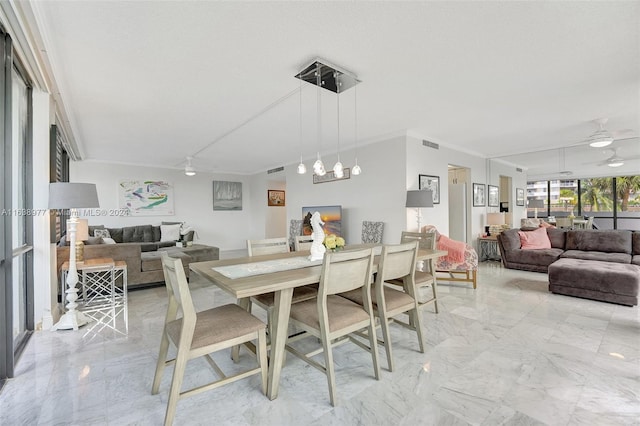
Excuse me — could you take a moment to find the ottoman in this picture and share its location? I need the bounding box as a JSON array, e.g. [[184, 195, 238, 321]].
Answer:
[[548, 258, 639, 306]]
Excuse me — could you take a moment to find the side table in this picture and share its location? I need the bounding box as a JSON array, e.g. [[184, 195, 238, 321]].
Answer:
[[61, 258, 128, 335], [478, 237, 501, 262]]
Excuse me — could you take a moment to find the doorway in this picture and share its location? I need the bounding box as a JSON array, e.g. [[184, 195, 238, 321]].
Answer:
[[448, 165, 471, 242]]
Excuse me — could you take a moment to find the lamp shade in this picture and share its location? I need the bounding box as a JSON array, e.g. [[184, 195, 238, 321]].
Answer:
[[49, 183, 100, 209], [487, 212, 505, 226], [406, 190, 433, 208], [528, 199, 544, 209]]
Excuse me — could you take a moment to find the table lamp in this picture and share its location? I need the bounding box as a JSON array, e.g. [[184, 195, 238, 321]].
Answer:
[[528, 199, 545, 218], [406, 190, 433, 232], [486, 212, 505, 236], [49, 182, 100, 330]]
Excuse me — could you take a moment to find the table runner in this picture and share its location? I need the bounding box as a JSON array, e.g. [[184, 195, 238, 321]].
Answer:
[[213, 256, 323, 279]]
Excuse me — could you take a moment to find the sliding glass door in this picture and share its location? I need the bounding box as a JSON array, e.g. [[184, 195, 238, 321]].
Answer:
[[1, 27, 34, 388]]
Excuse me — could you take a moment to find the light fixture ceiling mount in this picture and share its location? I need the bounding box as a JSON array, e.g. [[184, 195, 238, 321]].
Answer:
[[184, 157, 196, 176], [587, 118, 614, 148]]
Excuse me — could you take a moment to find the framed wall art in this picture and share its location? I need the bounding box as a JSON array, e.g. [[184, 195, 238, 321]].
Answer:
[[473, 183, 485, 207], [267, 190, 285, 206], [516, 188, 525, 206], [213, 180, 243, 211], [488, 185, 500, 207], [119, 180, 174, 216], [419, 174, 440, 204]]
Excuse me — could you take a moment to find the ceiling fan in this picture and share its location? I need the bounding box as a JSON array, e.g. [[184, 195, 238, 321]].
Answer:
[[584, 118, 636, 148], [596, 147, 640, 168]]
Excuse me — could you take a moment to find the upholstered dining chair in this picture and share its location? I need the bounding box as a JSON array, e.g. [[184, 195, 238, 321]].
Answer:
[[294, 235, 314, 251], [288, 219, 304, 251], [340, 242, 424, 372], [152, 253, 268, 426], [387, 231, 439, 312], [247, 237, 317, 343], [361, 221, 384, 244], [285, 248, 380, 406]]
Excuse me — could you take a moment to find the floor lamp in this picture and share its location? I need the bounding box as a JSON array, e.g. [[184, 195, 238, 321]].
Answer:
[[49, 182, 100, 331], [406, 189, 434, 232]]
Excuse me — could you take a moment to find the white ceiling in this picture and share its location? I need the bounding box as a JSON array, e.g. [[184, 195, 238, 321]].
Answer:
[[32, 1, 640, 177]]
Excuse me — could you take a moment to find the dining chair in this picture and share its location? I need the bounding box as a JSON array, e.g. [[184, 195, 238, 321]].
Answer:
[[387, 231, 439, 312], [294, 234, 314, 251], [361, 220, 384, 243], [288, 219, 304, 251], [152, 253, 268, 426], [247, 237, 317, 343], [555, 217, 573, 229], [247, 237, 291, 256], [285, 248, 380, 406], [340, 242, 424, 372]]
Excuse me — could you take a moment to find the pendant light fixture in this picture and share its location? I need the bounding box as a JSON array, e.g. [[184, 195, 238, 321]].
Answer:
[[333, 72, 344, 178], [295, 59, 361, 178], [296, 72, 306, 174], [351, 83, 362, 175], [184, 157, 196, 176]]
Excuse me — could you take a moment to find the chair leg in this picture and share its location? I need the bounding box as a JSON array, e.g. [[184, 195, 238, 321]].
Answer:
[[367, 320, 381, 380], [152, 330, 171, 394], [321, 330, 338, 406], [378, 314, 394, 372], [164, 350, 189, 426], [232, 298, 252, 362], [431, 281, 439, 313], [472, 270, 477, 289], [257, 329, 268, 395], [410, 305, 425, 353]]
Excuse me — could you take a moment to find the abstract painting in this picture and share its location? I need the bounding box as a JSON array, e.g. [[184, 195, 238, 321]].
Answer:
[[213, 181, 243, 211], [119, 180, 174, 216]]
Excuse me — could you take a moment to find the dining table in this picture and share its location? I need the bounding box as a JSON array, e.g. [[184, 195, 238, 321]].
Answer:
[[189, 244, 447, 400]]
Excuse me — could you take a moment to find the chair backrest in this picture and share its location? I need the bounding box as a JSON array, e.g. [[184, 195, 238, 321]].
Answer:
[[294, 235, 314, 251], [555, 218, 573, 229], [317, 248, 374, 298], [400, 231, 436, 250], [161, 252, 196, 331], [585, 216, 594, 229], [362, 221, 384, 244], [377, 242, 419, 283], [288, 219, 304, 250], [247, 237, 290, 256]]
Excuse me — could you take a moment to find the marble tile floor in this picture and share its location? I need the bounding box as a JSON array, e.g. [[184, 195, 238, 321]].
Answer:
[[1, 262, 639, 425]]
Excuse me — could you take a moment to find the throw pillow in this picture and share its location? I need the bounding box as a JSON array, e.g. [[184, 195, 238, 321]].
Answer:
[[518, 227, 551, 250], [102, 237, 116, 244], [160, 224, 181, 242], [94, 229, 111, 238], [539, 220, 556, 229]]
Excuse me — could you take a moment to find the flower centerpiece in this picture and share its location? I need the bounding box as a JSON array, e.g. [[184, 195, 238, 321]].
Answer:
[[323, 234, 345, 252]]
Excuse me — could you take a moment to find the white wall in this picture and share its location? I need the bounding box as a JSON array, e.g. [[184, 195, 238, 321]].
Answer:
[[284, 136, 408, 245], [31, 90, 54, 330], [71, 161, 254, 251]]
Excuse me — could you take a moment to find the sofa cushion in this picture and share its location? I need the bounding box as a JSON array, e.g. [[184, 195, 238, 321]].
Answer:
[[633, 232, 640, 255], [565, 230, 632, 254], [561, 250, 632, 264], [507, 248, 564, 267], [498, 229, 522, 252], [122, 225, 155, 243], [632, 255, 640, 267], [141, 250, 190, 272], [140, 242, 159, 252], [546, 228, 566, 249], [108, 227, 124, 243], [518, 227, 551, 250], [152, 226, 161, 242], [158, 241, 177, 249]]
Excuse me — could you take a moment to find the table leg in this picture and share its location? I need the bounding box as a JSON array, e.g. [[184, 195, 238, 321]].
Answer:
[[267, 287, 293, 400]]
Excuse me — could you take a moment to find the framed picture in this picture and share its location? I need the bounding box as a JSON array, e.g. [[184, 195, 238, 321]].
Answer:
[[419, 174, 440, 204], [516, 188, 525, 206], [488, 185, 499, 207], [213, 181, 243, 211], [473, 183, 485, 207], [267, 190, 285, 206]]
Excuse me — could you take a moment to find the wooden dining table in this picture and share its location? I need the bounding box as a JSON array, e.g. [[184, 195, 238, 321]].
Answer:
[[189, 245, 447, 400]]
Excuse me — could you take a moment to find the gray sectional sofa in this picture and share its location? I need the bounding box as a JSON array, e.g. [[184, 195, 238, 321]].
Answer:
[[56, 224, 219, 289], [497, 228, 640, 306]]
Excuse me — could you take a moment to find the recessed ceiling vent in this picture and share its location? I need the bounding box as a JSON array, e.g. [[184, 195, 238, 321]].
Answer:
[[267, 166, 284, 174], [516, 167, 523, 172], [422, 140, 439, 149]]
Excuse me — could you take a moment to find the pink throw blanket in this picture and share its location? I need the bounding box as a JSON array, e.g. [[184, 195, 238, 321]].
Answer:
[[437, 235, 466, 264]]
